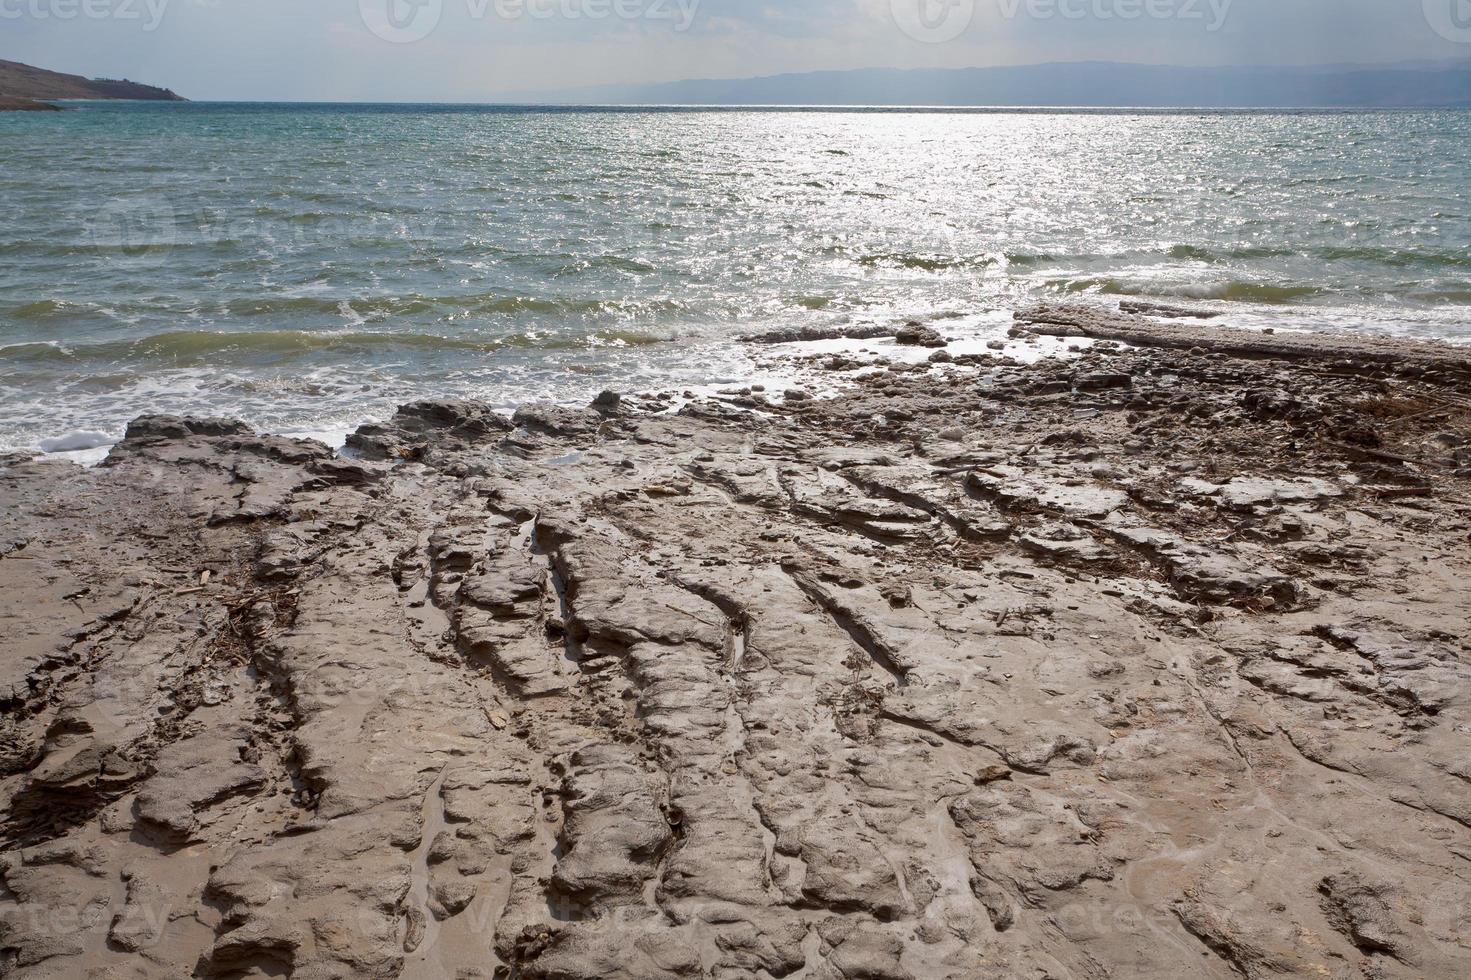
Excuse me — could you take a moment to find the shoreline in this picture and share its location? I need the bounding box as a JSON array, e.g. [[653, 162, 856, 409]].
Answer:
[[13, 304, 1471, 468], [2, 307, 1470, 976], [0, 95, 61, 112]]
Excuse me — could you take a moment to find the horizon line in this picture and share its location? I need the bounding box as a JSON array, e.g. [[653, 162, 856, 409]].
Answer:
[[53, 100, 1471, 111]]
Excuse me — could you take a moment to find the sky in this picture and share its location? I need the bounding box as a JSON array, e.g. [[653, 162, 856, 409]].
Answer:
[[3, 0, 1470, 101]]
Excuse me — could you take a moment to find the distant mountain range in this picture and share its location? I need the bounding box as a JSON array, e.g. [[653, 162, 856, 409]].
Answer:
[[4, 56, 1467, 111], [521, 61, 1471, 109], [0, 59, 184, 111]]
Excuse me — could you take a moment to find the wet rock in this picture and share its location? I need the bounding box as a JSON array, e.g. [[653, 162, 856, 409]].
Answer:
[[348, 399, 513, 459], [122, 415, 253, 442], [1074, 371, 1133, 391], [894, 323, 947, 348], [1120, 299, 1221, 320], [740, 324, 894, 345], [510, 403, 606, 439]]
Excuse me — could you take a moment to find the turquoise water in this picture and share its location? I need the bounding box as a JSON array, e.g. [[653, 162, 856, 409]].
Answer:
[[2, 103, 1470, 452]]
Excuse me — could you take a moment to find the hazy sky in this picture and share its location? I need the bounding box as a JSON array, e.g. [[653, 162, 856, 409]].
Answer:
[[3, 0, 1469, 100]]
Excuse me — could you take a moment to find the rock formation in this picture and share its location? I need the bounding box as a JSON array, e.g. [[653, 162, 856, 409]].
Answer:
[[3, 311, 1470, 978]]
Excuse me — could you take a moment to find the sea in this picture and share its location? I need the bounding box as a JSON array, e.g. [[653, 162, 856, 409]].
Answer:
[[2, 103, 1469, 458]]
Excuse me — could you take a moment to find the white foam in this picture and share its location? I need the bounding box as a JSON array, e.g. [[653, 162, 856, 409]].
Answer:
[[38, 446, 115, 468], [277, 426, 353, 451], [39, 430, 116, 454]]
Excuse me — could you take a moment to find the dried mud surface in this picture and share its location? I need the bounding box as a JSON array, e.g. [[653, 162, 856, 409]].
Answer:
[[3, 307, 1471, 979]]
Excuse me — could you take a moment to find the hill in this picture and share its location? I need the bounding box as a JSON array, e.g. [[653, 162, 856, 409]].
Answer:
[[0, 58, 184, 110], [525, 60, 1471, 108]]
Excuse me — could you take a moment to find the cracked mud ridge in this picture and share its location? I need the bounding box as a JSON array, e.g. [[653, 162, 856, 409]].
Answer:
[[3, 305, 1471, 979]]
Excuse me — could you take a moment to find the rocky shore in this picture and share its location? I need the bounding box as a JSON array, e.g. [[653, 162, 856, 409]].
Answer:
[[2, 306, 1470, 979]]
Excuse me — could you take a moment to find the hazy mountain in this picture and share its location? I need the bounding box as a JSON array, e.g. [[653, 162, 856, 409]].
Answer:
[[519, 61, 1471, 109], [0, 59, 184, 110]]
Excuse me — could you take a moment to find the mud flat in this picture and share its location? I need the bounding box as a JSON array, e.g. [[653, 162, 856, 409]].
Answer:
[[3, 305, 1471, 979]]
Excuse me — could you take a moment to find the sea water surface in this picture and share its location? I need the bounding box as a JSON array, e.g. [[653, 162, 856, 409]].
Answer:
[[2, 103, 1469, 454]]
